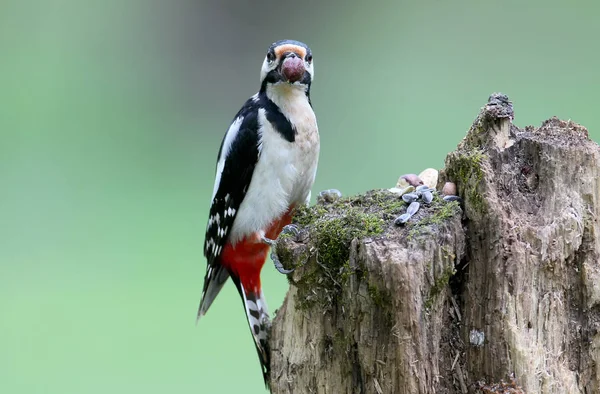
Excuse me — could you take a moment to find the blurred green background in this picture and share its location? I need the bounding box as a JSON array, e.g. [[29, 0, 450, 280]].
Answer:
[[1, 0, 598, 393]]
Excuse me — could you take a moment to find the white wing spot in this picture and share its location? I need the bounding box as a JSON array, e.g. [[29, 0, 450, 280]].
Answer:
[[212, 117, 244, 200]]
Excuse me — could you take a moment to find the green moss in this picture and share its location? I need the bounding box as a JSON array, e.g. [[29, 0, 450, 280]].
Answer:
[[294, 205, 385, 310], [423, 197, 459, 225], [366, 189, 407, 217], [290, 189, 460, 312], [367, 283, 391, 308], [314, 207, 384, 266], [441, 246, 456, 261], [293, 189, 407, 229], [446, 148, 487, 214], [291, 190, 408, 311], [424, 266, 456, 310], [282, 247, 312, 280], [294, 203, 328, 227], [407, 196, 461, 239], [454, 149, 484, 186], [339, 260, 354, 283], [276, 230, 295, 241], [463, 121, 487, 148]]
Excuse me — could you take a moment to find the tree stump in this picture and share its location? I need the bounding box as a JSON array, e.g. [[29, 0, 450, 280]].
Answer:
[[269, 94, 600, 394]]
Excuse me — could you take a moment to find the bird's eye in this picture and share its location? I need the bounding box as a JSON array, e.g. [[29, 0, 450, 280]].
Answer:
[[266, 52, 275, 63], [306, 54, 313, 63]]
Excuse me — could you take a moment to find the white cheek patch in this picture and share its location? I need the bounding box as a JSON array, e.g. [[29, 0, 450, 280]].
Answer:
[[260, 57, 278, 84], [306, 63, 314, 79]]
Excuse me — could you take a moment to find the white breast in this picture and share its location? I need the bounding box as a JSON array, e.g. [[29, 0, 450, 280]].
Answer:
[[229, 85, 319, 243]]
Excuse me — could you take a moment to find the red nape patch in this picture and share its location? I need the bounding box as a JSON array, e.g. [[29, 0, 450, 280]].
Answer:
[[220, 208, 294, 293]]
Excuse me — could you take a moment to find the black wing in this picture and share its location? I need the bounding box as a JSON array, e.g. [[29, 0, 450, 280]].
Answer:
[[197, 99, 261, 319]]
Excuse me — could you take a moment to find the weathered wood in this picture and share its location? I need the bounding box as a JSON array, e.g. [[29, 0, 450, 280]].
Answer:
[[445, 96, 600, 394], [269, 94, 600, 394]]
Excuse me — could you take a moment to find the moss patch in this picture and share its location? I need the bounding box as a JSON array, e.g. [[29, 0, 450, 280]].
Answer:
[[293, 202, 385, 310], [445, 148, 487, 214], [407, 196, 461, 239], [315, 208, 383, 264], [294, 203, 328, 227], [368, 283, 391, 308], [291, 190, 409, 310], [290, 189, 461, 311], [294, 189, 407, 226]]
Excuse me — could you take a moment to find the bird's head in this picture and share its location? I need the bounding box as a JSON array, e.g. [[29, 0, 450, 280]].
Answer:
[[260, 40, 313, 92]]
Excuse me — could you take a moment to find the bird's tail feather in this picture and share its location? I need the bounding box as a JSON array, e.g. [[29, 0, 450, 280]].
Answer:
[[234, 279, 271, 388], [197, 265, 230, 322]]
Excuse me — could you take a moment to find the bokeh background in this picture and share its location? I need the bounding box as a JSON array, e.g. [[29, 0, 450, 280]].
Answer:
[[2, 0, 599, 393]]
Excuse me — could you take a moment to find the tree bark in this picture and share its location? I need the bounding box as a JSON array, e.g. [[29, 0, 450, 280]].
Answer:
[[269, 94, 600, 394]]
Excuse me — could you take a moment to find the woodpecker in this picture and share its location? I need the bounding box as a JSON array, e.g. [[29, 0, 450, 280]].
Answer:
[[197, 40, 319, 387]]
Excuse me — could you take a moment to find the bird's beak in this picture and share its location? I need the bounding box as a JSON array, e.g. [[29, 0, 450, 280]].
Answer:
[[280, 54, 305, 83]]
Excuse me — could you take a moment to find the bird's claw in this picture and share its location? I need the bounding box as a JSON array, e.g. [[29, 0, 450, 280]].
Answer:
[[262, 225, 300, 275], [280, 224, 300, 238], [272, 254, 295, 274], [261, 236, 275, 247]]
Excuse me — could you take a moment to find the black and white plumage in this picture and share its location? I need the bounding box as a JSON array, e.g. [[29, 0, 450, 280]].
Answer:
[[197, 40, 319, 388]]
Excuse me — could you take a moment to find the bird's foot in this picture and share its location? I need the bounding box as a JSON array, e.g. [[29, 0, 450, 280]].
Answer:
[[262, 224, 300, 274], [280, 223, 300, 238]]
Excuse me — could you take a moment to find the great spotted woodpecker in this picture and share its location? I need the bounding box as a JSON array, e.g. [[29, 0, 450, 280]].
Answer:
[[197, 40, 319, 387]]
